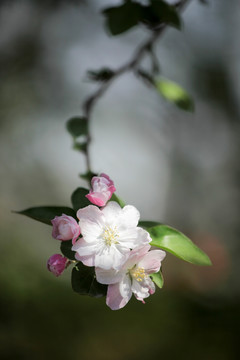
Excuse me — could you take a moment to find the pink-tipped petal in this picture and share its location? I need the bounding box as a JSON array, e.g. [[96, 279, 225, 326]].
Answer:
[[86, 193, 107, 207], [148, 280, 155, 295], [86, 173, 116, 206]]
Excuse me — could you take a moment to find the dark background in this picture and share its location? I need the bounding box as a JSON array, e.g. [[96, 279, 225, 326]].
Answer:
[[0, 1, 239, 359]]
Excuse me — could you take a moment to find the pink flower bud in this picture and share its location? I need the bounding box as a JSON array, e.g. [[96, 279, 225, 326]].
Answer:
[[47, 254, 68, 277], [86, 173, 116, 207], [51, 214, 80, 244]]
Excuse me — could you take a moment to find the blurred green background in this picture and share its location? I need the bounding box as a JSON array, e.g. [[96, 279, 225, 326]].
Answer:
[[0, 0, 239, 359]]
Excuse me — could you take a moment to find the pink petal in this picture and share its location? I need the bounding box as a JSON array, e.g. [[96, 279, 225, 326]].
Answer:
[[106, 283, 132, 310], [99, 173, 113, 184], [72, 226, 81, 244], [124, 244, 151, 269], [51, 214, 80, 241], [108, 185, 116, 196], [86, 192, 109, 207], [138, 250, 166, 274]]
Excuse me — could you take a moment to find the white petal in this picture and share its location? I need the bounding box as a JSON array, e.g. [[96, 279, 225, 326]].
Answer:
[[131, 279, 150, 300], [80, 219, 102, 243], [118, 205, 140, 229], [77, 205, 104, 227], [118, 227, 151, 249], [95, 267, 125, 285], [144, 277, 155, 295], [95, 245, 128, 270], [75, 253, 95, 267], [138, 249, 166, 274], [72, 238, 97, 256], [119, 274, 132, 299], [101, 201, 122, 225], [136, 227, 152, 244], [106, 283, 132, 310]]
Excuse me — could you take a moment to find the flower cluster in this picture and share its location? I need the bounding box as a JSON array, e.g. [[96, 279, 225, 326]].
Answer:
[[47, 174, 166, 310], [18, 170, 210, 309]]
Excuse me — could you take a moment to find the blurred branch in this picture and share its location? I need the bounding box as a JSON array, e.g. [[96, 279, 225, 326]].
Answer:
[[82, 0, 191, 173]]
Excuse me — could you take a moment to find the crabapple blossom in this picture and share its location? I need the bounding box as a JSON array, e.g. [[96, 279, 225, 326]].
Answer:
[[86, 173, 116, 206], [95, 244, 166, 310], [51, 214, 80, 244], [47, 254, 68, 277], [72, 201, 151, 270]]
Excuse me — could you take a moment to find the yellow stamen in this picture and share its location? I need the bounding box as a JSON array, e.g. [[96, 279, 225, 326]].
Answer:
[[102, 226, 119, 246], [130, 267, 147, 282]]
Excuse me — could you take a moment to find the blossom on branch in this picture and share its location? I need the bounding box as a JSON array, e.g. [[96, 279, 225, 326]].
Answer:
[[47, 254, 68, 277], [96, 245, 166, 310], [51, 214, 80, 244], [72, 201, 151, 270], [86, 173, 116, 206]]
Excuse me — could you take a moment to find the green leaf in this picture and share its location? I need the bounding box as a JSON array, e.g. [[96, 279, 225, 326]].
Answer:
[[66, 117, 88, 138], [71, 187, 90, 212], [60, 240, 76, 260], [110, 193, 125, 208], [103, 1, 143, 36], [71, 262, 107, 297], [73, 141, 87, 153], [103, 0, 181, 35], [150, 0, 181, 29], [150, 270, 164, 288], [149, 225, 212, 266], [14, 206, 76, 225], [138, 1, 181, 30], [155, 79, 194, 111], [139, 221, 162, 229]]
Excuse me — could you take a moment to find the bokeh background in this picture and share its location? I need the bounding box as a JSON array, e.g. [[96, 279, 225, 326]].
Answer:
[[0, 0, 239, 359]]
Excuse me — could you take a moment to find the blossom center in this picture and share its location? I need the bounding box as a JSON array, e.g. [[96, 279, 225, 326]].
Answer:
[[130, 267, 147, 282], [102, 226, 119, 246]]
